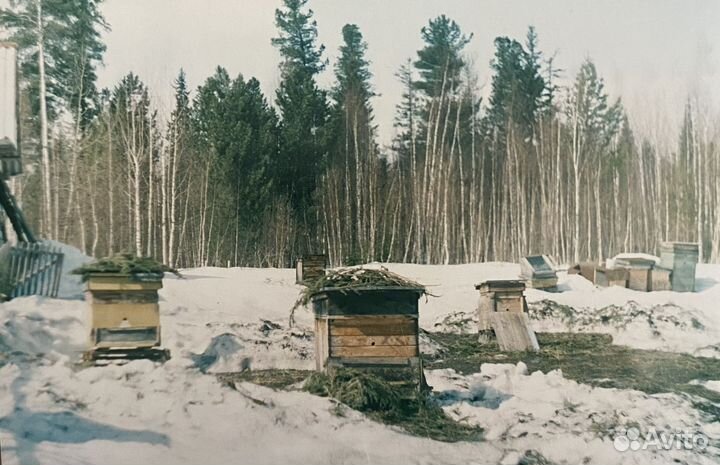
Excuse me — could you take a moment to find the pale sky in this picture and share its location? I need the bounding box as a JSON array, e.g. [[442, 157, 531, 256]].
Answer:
[[98, 0, 720, 146]]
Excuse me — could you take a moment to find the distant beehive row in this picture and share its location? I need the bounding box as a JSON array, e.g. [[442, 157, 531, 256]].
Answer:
[[569, 242, 698, 292], [80, 243, 699, 372]]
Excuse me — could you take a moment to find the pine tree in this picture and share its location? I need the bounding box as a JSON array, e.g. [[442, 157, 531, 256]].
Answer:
[[327, 23, 378, 263], [414, 15, 472, 99]]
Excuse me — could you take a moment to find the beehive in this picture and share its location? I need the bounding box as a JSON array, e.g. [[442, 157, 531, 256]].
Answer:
[[659, 242, 699, 292], [568, 262, 598, 283], [476, 280, 528, 332], [296, 254, 327, 284], [85, 273, 163, 351], [614, 257, 655, 291], [311, 287, 422, 373], [594, 267, 628, 288], [520, 255, 558, 290], [650, 267, 671, 291], [476, 280, 538, 351]]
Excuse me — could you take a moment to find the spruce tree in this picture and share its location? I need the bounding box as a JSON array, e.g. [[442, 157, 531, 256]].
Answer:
[[272, 0, 329, 219]]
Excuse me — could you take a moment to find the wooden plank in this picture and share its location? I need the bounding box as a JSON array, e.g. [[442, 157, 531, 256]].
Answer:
[[89, 290, 159, 304], [330, 315, 415, 326], [490, 312, 539, 352], [331, 345, 417, 358], [494, 295, 524, 313], [314, 318, 328, 371], [91, 303, 160, 328], [88, 280, 163, 291], [330, 325, 416, 336], [327, 356, 418, 368], [330, 335, 417, 347]]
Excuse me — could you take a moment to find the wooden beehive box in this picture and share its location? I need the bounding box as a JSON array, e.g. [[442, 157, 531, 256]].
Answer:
[[85, 273, 163, 351], [650, 267, 671, 291], [296, 254, 327, 284], [476, 280, 527, 331], [594, 267, 628, 288], [311, 287, 422, 373], [568, 262, 598, 283], [476, 280, 538, 351], [615, 257, 655, 291], [660, 242, 699, 292]]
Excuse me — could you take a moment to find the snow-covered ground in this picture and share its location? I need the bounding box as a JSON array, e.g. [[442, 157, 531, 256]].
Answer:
[[1, 251, 719, 464]]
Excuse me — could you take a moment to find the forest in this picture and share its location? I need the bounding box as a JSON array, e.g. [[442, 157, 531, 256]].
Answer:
[[2, 0, 719, 268]]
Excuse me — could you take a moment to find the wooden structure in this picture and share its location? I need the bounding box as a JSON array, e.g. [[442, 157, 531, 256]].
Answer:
[[594, 267, 628, 288], [311, 287, 422, 379], [568, 262, 597, 283], [476, 280, 538, 352], [0, 242, 63, 298], [650, 267, 671, 291], [659, 242, 699, 292], [295, 254, 327, 284], [519, 255, 558, 290], [84, 272, 168, 361], [615, 257, 656, 291]]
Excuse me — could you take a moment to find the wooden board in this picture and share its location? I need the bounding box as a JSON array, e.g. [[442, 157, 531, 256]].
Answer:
[[330, 345, 417, 358], [329, 317, 416, 336], [650, 268, 671, 291], [314, 318, 329, 371], [91, 303, 160, 328], [88, 290, 159, 304], [87, 279, 163, 291], [626, 268, 650, 291], [494, 295, 524, 313], [330, 335, 416, 347], [490, 312, 539, 352]]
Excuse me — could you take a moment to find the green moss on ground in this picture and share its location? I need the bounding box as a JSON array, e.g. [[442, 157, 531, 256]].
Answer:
[[426, 331, 720, 421]]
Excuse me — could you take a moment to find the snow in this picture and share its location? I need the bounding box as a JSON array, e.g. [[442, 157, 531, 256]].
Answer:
[[1, 260, 719, 464]]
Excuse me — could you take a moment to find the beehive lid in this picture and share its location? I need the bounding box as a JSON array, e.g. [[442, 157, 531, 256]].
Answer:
[[520, 255, 557, 278], [475, 280, 526, 292], [660, 242, 699, 253]]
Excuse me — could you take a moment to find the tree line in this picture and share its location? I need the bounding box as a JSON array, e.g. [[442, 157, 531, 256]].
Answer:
[[3, 0, 719, 267]]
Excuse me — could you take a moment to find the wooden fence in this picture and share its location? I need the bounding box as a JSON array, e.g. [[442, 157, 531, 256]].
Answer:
[[7, 242, 64, 298]]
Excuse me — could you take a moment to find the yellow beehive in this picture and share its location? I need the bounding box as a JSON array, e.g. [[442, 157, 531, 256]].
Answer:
[[86, 273, 162, 351]]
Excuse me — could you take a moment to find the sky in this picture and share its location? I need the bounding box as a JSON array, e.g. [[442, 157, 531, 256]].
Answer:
[[97, 0, 720, 146]]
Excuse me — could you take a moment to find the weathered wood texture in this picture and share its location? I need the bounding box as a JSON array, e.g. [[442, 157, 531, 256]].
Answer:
[[4, 242, 64, 298], [476, 280, 527, 331], [660, 242, 698, 292], [490, 312, 539, 352], [476, 279, 538, 351], [568, 262, 598, 283], [626, 268, 651, 291], [594, 267, 628, 288], [296, 254, 327, 284], [650, 267, 671, 291], [312, 289, 421, 372]]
